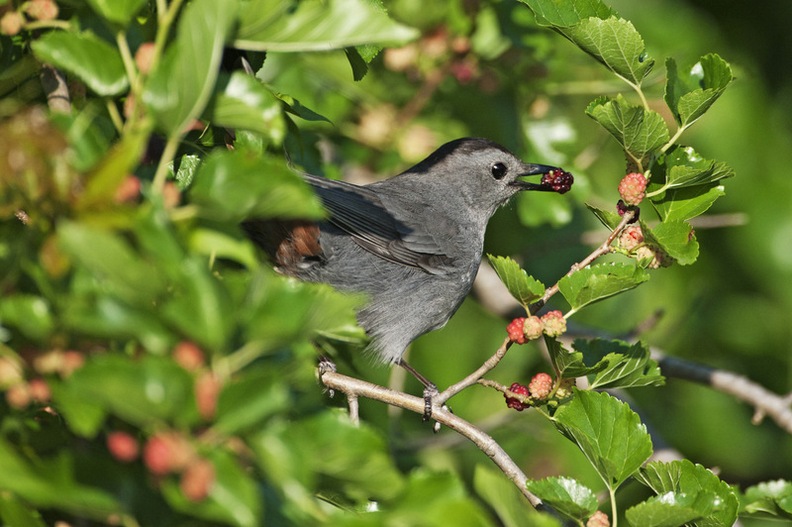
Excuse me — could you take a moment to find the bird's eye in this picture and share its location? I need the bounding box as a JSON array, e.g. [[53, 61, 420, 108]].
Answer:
[[491, 162, 508, 180]]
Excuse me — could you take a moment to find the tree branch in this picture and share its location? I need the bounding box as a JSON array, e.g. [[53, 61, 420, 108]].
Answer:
[[40, 65, 71, 114], [654, 351, 792, 435], [319, 369, 547, 508]]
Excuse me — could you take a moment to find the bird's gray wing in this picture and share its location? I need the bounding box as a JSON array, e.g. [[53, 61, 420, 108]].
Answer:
[[304, 174, 453, 274]]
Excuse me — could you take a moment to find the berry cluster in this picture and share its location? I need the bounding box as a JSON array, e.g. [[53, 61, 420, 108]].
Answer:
[[587, 510, 610, 527], [503, 373, 557, 411], [103, 341, 222, 503], [618, 172, 647, 205], [1, 350, 84, 410], [616, 224, 672, 269], [506, 310, 567, 344], [542, 169, 574, 194], [107, 430, 216, 502], [107, 428, 216, 502], [0, 0, 58, 36]]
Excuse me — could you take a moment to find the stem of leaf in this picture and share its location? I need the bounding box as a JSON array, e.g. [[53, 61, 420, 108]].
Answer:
[[609, 487, 618, 527], [106, 99, 124, 133], [622, 77, 650, 112], [24, 19, 71, 31], [645, 184, 668, 198], [216, 341, 269, 381], [156, 0, 168, 24], [660, 123, 688, 154], [116, 31, 138, 90], [150, 0, 186, 77], [152, 134, 180, 192]]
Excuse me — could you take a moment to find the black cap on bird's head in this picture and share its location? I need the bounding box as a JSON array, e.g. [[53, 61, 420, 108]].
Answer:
[[410, 137, 574, 198]]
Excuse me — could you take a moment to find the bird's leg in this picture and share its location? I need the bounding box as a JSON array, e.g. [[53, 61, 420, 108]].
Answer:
[[397, 359, 441, 421]]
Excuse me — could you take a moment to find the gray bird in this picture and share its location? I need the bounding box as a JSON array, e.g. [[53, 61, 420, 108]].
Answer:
[[244, 138, 571, 390]]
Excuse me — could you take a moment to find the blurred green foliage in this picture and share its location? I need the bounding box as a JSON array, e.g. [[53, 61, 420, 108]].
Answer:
[[0, 0, 790, 525]]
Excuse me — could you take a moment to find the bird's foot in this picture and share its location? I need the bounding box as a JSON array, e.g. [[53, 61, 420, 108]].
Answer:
[[317, 356, 337, 398]]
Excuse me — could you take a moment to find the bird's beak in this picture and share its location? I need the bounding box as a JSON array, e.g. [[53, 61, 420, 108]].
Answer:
[[510, 163, 559, 191]]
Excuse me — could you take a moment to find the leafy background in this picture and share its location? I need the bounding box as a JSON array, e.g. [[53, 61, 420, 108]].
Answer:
[[1, 0, 791, 525]]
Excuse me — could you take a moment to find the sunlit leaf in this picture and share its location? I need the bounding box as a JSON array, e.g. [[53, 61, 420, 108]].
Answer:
[[641, 220, 698, 265], [525, 476, 598, 521], [519, 0, 615, 27], [586, 95, 669, 161], [84, 0, 147, 25], [189, 150, 324, 222], [487, 254, 545, 309], [553, 390, 652, 489], [565, 16, 654, 84], [235, 0, 418, 52], [558, 262, 649, 314], [143, 0, 237, 135], [665, 54, 734, 127], [636, 460, 739, 527], [31, 31, 128, 96]]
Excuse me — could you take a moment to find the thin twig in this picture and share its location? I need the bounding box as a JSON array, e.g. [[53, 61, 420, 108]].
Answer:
[[533, 209, 636, 313], [436, 337, 512, 406]]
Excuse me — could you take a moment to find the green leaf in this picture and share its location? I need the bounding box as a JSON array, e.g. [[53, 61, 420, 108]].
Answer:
[[51, 109, 115, 173], [626, 491, 717, 527], [160, 255, 234, 351], [486, 254, 546, 309], [243, 273, 361, 351], [649, 145, 735, 195], [586, 95, 669, 161], [475, 465, 561, 527], [651, 184, 725, 222], [742, 480, 792, 518], [84, 0, 147, 25], [0, 439, 119, 518], [235, 0, 419, 52], [0, 488, 46, 527], [254, 411, 405, 501], [174, 154, 202, 188], [565, 17, 654, 84], [214, 367, 290, 435], [585, 203, 622, 230], [271, 91, 331, 123], [665, 54, 734, 127], [553, 390, 653, 489], [518, 2, 652, 83], [345, 47, 370, 81], [636, 460, 739, 527], [143, 0, 237, 136], [557, 262, 649, 314], [204, 72, 287, 143], [189, 150, 325, 222], [0, 295, 53, 342], [641, 220, 698, 265], [162, 449, 261, 527], [188, 227, 259, 270], [545, 337, 607, 380], [56, 354, 196, 433], [63, 295, 174, 354], [573, 338, 664, 389], [77, 127, 148, 211], [58, 222, 166, 305], [525, 476, 598, 520], [387, 471, 493, 525], [519, 0, 616, 27], [31, 31, 128, 96]]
